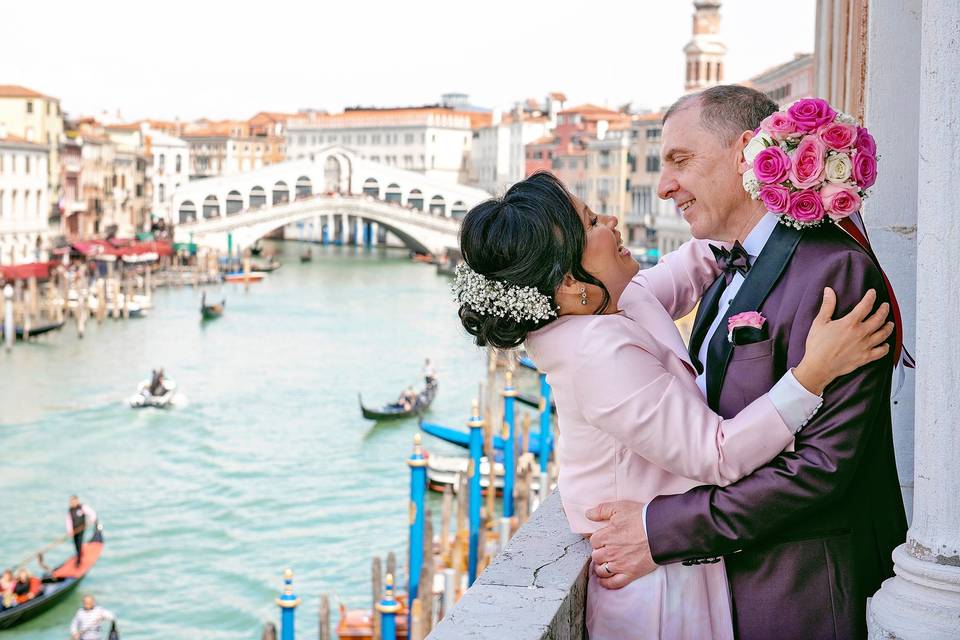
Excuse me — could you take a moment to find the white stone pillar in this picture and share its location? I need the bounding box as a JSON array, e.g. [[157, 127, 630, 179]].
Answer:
[[868, 1, 960, 637], [313, 215, 320, 242], [863, 0, 921, 521]]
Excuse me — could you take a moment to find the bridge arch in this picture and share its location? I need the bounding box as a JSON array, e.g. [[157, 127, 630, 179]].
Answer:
[[385, 183, 402, 204], [272, 181, 289, 205], [408, 189, 423, 211], [429, 195, 446, 216], [203, 195, 220, 219], [226, 190, 244, 215], [362, 178, 380, 198], [451, 200, 468, 219], [179, 200, 197, 224], [250, 186, 266, 209], [295, 176, 312, 200]]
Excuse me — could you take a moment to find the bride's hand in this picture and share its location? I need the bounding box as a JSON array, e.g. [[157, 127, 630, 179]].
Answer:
[[793, 288, 894, 395]]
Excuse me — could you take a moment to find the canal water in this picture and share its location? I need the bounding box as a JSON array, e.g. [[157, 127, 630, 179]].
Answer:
[[0, 241, 502, 639]]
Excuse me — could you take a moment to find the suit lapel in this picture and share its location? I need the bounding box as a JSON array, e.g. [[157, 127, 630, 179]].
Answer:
[[705, 223, 804, 411], [688, 274, 726, 375]]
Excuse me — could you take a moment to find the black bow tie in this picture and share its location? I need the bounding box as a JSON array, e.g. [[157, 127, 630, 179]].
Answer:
[[710, 241, 751, 284]]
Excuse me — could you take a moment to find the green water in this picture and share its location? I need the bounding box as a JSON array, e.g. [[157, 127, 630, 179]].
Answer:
[[0, 241, 491, 639]]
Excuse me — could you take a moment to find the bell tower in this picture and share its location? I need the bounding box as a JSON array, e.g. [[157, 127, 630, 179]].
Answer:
[[684, 1, 727, 92]]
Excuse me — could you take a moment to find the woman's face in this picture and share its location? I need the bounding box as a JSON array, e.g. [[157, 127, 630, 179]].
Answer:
[[570, 193, 640, 308]]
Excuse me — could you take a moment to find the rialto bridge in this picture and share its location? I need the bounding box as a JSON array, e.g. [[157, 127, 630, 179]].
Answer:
[[171, 146, 491, 255]]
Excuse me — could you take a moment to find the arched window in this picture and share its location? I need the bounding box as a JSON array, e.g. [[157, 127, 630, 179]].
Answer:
[[451, 200, 467, 219], [202, 195, 220, 219], [272, 181, 289, 205], [408, 189, 423, 211], [324, 156, 342, 193], [429, 195, 446, 216], [295, 176, 313, 200], [226, 190, 243, 215], [250, 186, 266, 209], [385, 183, 402, 204], [178, 200, 197, 224], [362, 178, 380, 198]]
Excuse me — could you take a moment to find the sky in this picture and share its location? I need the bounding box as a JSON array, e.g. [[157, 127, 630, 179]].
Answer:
[[0, 0, 816, 122]]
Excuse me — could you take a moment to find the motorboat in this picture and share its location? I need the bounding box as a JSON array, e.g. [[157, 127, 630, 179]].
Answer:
[[129, 377, 178, 409]]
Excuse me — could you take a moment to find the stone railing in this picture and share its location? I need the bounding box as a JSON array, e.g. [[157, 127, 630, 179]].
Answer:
[[429, 492, 591, 640]]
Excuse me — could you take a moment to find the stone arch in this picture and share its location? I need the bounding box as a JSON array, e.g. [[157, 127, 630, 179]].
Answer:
[[385, 183, 402, 204], [179, 200, 197, 224], [324, 156, 342, 193], [295, 176, 312, 200], [226, 190, 243, 215], [202, 195, 220, 219], [272, 180, 289, 205], [429, 195, 446, 216], [408, 188, 424, 211], [250, 186, 266, 209], [451, 200, 467, 219], [362, 177, 380, 198]]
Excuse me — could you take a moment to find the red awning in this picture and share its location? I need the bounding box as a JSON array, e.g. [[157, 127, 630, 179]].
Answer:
[[72, 240, 119, 257], [0, 261, 54, 281]]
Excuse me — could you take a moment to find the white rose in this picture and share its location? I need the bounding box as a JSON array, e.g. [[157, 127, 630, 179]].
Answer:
[[825, 153, 853, 183], [743, 132, 774, 164], [835, 111, 858, 125], [742, 168, 760, 198]]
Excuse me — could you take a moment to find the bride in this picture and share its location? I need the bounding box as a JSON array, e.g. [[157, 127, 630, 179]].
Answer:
[[453, 171, 892, 639]]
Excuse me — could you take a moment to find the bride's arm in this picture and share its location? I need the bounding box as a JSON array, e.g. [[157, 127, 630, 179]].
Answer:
[[627, 239, 726, 319], [572, 323, 817, 487]]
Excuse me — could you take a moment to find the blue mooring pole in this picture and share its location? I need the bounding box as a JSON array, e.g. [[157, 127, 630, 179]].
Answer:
[[502, 370, 518, 518], [375, 573, 401, 640], [467, 399, 484, 586], [538, 372, 553, 500], [407, 433, 427, 610], [275, 569, 301, 640]]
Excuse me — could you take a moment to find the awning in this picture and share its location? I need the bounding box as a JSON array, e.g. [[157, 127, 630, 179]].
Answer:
[[0, 261, 55, 281]]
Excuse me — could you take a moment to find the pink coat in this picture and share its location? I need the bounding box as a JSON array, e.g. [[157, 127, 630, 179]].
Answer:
[[525, 239, 796, 640]]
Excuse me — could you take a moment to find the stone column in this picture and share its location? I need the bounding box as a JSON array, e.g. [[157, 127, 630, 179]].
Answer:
[[863, 0, 921, 520], [868, 1, 960, 637]]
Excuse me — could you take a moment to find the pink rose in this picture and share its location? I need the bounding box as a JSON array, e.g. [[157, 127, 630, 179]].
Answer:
[[787, 98, 838, 133], [856, 127, 877, 156], [788, 189, 826, 223], [818, 122, 858, 151], [788, 137, 827, 189], [820, 183, 862, 219], [727, 311, 766, 342], [760, 112, 798, 140], [853, 151, 878, 189], [759, 184, 791, 213], [752, 147, 791, 184]]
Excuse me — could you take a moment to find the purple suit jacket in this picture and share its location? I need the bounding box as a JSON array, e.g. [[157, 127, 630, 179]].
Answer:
[[646, 223, 907, 640]]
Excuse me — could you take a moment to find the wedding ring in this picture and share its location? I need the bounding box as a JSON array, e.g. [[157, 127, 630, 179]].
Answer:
[[602, 562, 613, 576]]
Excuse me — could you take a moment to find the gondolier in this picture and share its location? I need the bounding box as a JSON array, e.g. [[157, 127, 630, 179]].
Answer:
[[66, 497, 96, 567]]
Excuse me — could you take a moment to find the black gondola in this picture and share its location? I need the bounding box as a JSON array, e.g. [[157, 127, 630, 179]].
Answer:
[[300, 248, 313, 263], [0, 321, 65, 340], [200, 292, 225, 320], [0, 525, 104, 630], [359, 381, 437, 420]]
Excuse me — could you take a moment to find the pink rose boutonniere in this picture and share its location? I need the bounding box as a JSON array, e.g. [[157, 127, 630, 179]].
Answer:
[[727, 311, 767, 345]]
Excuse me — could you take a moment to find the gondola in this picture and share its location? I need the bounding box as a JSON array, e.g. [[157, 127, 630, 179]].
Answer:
[[0, 321, 65, 340], [200, 293, 225, 320], [0, 525, 104, 630], [359, 381, 437, 420], [223, 271, 266, 283], [250, 242, 264, 256], [300, 248, 313, 263], [251, 258, 281, 273]]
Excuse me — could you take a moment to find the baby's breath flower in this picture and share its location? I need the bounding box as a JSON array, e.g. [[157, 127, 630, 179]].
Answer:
[[452, 263, 557, 324]]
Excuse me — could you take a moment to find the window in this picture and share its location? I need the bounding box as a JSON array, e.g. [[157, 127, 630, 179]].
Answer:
[[24, 156, 30, 174], [26, 101, 33, 113], [645, 128, 661, 141], [0, 190, 4, 216], [645, 155, 660, 173], [175, 155, 181, 172], [634, 186, 653, 214], [404, 133, 414, 144], [159, 184, 165, 201], [598, 150, 610, 169], [371, 134, 381, 144], [159, 154, 166, 171]]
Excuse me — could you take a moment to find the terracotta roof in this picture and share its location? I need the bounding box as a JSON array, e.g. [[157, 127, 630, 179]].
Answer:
[[549, 92, 568, 102], [528, 135, 557, 146], [0, 134, 45, 148], [105, 122, 142, 131], [559, 103, 622, 117], [0, 85, 51, 99], [634, 112, 664, 123]]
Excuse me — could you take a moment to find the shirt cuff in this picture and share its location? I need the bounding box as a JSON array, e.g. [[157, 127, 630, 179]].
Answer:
[[769, 368, 824, 434], [642, 502, 649, 538]]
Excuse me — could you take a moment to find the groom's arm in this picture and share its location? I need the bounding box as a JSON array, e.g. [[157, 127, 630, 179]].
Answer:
[[645, 249, 893, 563]]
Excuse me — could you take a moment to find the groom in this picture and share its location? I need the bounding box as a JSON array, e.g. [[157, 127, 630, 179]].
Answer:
[[586, 85, 907, 639]]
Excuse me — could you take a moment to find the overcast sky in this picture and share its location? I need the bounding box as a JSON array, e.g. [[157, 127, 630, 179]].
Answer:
[[0, 0, 815, 122]]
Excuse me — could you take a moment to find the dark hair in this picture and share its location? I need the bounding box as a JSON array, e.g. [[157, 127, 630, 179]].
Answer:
[[663, 84, 779, 145], [458, 171, 609, 349]]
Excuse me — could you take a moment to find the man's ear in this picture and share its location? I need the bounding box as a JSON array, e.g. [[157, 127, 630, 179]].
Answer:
[[556, 273, 580, 297], [736, 129, 754, 176]]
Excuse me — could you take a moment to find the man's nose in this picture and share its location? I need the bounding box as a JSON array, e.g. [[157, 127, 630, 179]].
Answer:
[[658, 169, 676, 201]]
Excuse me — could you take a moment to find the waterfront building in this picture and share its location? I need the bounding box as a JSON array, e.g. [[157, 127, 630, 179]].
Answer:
[[286, 99, 490, 186], [0, 85, 63, 228], [182, 119, 285, 180], [746, 53, 816, 106], [583, 121, 633, 224], [60, 118, 117, 240], [145, 129, 189, 225], [683, 1, 727, 92], [470, 108, 551, 196], [0, 132, 49, 264], [105, 123, 152, 237]]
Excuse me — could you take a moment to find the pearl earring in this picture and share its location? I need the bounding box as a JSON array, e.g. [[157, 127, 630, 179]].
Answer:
[[580, 286, 588, 306]]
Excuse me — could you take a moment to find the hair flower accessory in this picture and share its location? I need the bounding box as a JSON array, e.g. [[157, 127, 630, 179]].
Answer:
[[728, 311, 766, 344], [743, 97, 877, 229], [452, 262, 557, 324]]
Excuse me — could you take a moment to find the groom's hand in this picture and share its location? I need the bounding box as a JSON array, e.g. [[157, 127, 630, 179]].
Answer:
[[586, 501, 657, 589]]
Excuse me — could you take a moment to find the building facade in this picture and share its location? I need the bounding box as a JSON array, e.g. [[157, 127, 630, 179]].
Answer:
[[471, 109, 551, 195], [146, 129, 189, 224], [684, 1, 727, 92], [0, 135, 50, 264], [747, 53, 816, 106]]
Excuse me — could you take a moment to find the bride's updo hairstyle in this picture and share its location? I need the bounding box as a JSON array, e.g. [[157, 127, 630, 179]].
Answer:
[[457, 171, 609, 349]]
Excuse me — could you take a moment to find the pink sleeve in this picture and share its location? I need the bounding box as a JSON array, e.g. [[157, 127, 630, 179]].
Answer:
[[84, 505, 97, 524], [630, 239, 724, 320], [572, 322, 793, 486], [66, 515, 73, 535]]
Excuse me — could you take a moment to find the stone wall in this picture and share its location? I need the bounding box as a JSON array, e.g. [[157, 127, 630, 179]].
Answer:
[[428, 492, 592, 640]]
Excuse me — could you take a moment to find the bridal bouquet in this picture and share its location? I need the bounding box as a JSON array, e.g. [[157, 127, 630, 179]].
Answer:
[[742, 98, 877, 229]]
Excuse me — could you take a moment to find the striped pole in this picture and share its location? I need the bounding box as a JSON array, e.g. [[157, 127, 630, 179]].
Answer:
[[375, 573, 401, 640], [467, 399, 484, 585], [502, 370, 518, 518], [538, 372, 553, 502], [407, 433, 427, 609], [274, 568, 301, 640]]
